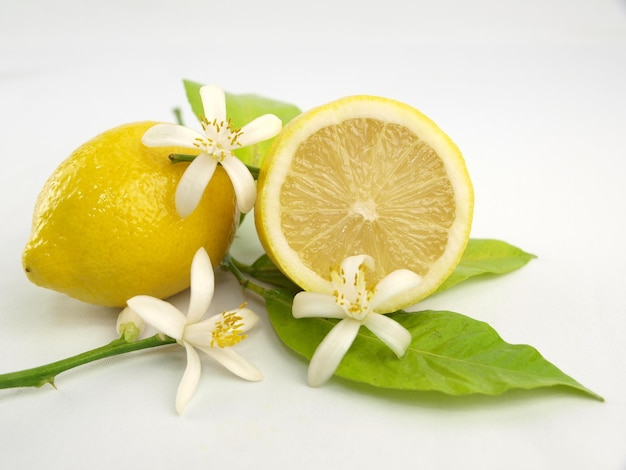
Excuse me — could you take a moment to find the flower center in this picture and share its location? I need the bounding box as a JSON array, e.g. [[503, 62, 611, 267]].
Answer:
[[211, 310, 247, 348], [196, 117, 243, 162], [332, 262, 375, 321]]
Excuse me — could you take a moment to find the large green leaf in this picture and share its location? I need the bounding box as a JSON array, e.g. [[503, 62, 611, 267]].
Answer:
[[436, 239, 536, 293], [183, 79, 301, 166], [238, 239, 535, 295], [264, 289, 602, 400]]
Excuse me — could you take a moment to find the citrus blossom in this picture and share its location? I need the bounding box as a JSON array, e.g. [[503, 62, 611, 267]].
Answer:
[[292, 254, 422, 387], [127, 247, 262, 414], [142, 85, 282, 216]]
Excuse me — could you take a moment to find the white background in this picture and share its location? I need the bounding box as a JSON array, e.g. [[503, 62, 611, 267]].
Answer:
[[1, 0, 625, 468]]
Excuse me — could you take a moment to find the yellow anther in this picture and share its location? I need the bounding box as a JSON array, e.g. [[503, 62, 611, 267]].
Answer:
[[330, 259, 377, 321], [197, 115, 243, 159], [211, 311, 246, 348]]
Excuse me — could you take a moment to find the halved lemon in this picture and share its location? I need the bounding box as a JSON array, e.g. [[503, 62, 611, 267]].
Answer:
[[254, 95, 473, 312]]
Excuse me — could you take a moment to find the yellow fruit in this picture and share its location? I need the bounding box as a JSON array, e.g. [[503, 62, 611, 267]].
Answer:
[[23, 121, 238, 307], [255, 95, 473, 312]]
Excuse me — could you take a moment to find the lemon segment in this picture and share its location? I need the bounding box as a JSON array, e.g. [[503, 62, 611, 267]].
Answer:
[[23, 121, 238, 307], [255, 95, 473, 312]]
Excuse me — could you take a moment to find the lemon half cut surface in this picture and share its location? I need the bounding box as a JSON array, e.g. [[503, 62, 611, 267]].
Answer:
[[255, 95, 474, 312]]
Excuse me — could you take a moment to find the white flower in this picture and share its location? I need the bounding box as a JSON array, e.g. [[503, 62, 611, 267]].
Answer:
[[127, 247, 263, 414], [292, 254, 422, 387], [142, 84, 282, 217]]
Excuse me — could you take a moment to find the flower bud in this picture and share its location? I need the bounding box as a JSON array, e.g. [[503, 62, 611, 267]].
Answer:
[[116, 307, 145, 342]]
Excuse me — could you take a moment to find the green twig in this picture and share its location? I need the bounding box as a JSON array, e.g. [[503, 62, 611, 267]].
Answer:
[[221, 254, 268, 297], [172, 107, 184, 126], [1, 253, 268, 391], [168, 153, 196, 163], [0, 334, 176, 390]]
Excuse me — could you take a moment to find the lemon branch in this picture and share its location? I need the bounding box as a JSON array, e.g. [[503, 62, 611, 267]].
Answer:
[[0, 334, 176, 390], [168, 154, 260, 179], [4, 249, 272, 393], [221, 253, 269, 297]]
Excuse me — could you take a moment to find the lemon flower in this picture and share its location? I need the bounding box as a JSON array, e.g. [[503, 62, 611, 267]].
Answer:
[[292, 254, 422, 387], [127, 247, 263, 414], [142, 85, 282, 217]]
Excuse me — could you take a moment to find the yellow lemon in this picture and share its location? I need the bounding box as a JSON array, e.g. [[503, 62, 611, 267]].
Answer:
[[23, 121, 237, 307], [255, 95, 473, 312]]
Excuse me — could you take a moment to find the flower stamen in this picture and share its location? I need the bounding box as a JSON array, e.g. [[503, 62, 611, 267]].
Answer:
[[211, 310, 247, 348], [141, 84, 282, 215], [195, 116, 245, 163], [126, 249, 262, 413], [293, 254, 422, 386], [331, 259, 375, 321]]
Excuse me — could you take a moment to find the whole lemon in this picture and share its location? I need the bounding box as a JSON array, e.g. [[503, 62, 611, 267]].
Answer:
[[22, 121, 238, 307]]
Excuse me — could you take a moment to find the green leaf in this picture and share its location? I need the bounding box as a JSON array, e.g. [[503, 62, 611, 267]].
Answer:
[[240, 239, 535, 295], [263, 289, 602, 400], [436, 239, 536, 293], [183, 79, 301, 166]]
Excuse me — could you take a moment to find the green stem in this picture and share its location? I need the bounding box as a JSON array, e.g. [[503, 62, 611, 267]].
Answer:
[[221, 254, 268, 297], [0, 334, 176, 390], [168, 154, 260, 179], [168, 153, 196, 163], [1, 253, 271, 390], [172, 107, 184, 126]]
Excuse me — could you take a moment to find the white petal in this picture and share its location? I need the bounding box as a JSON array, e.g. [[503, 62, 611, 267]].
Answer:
[[141, 123, 203, 149], [198, 345, 263, 381], [187, 247, 215, 323], [238, 114, 283, 147], [184, 307, 259, 347], [126, 295, 186, 340], [182, 320, 213, 347], [335, 254, 375, 298], [340, 254, 375, 276], [370, 269, 422, 311], [176, 342, 202, 414], [236, 307, 260, 332], [200, 85, 226, 123], [307, 318, 361, 387], [292, 292, 346, 319], [220, 156, 256, 213], [175, 153, 218, 217], [363, 313, 412, 358]]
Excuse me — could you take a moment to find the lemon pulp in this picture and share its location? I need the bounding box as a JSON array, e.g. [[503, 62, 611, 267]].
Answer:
[[255, 96, 473, 312]]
